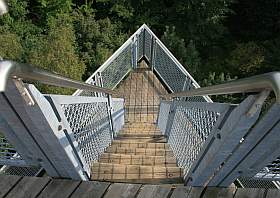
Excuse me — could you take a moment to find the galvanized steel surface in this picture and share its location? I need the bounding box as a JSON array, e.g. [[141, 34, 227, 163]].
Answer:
[[158, 100, 230, 176], [0, 61, 117, 95], [164, 72, 280, 103], [62, 102, 111, 165]]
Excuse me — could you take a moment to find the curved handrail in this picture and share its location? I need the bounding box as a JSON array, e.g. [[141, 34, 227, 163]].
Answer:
[[0, 0, 8, 15], [162, 72, 280, 103], [0, 60, 117, 95]]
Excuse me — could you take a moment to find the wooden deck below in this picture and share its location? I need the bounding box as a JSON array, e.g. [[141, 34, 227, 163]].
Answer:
[[0, 175, 279, 198]]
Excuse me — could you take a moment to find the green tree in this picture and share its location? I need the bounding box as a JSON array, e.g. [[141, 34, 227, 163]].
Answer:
[[226, 0, 280, 41], [162, 26, 201, 77], [226, 42, 265, 77], [28, 13, 86, 94], [29, 0, 73, 27], [261, 38, 280, 73], [0, 30, 23, 60], [0, 0, 42, 61], [201, 72, 239, 103], [73, 7, 126, 78]]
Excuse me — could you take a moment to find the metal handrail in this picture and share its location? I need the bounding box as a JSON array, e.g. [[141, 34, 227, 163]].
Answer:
[[162, 72, 280, 103], [73, 24, 146, 96], [0, 60, 117, 95]]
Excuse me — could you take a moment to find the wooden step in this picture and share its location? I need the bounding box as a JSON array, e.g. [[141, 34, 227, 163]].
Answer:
[[117, 133, 164, 137], [121, 126, 160, 130], [105, 147, 173, 156], [118, 132, 162, 136], [91, 163, 183, 183], [115, 136, 167, 143], [124, 122, 158, 127], [111, 141, 169, 149], [99, 153, 177, 167], [120, 129, 159, 133], [118, 129, 161, 136]]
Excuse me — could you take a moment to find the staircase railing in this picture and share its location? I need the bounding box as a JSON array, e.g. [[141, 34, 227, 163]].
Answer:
[[157, 72, 280, 186], [73, 24, 210, 101], [1, 24, 208, 180], [1, 23, 279, 188], [137, 25, 212, 102], [0, 60, 125, 180]]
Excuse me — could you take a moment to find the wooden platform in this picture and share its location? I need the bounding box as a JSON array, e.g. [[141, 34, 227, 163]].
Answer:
[[0, 175, 279, 198]]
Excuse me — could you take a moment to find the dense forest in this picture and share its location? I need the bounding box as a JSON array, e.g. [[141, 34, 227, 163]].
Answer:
[[0, 0, 279, 94]]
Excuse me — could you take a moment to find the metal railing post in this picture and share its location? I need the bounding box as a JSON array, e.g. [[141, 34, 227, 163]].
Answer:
[[0, 80, 88, 180], [149, 36, 155, 68], [132, 35, 138, 69], [107, 94, 115, 139], [185, 92, 269, 186], [96, 72, 104, 97], [142, 29, 146, 59], [213, 103, 280, 186], [164, 100, 178, 137]]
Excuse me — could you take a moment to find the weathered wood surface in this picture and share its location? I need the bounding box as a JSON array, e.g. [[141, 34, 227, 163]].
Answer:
[[137, 185, 172, 198], [91, 70, 183, 184], [6, 177, 50, 198], [0, 175, 279, 198], [104, 183, 141, 198]]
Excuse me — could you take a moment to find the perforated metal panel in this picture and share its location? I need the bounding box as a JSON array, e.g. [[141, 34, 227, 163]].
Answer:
[[0, 134, 41, 177], [79, 76, 101, 97], [238, 178, 278, 189], [159, 101, 229, 176], [169, 108, 218, 174], [137, 30, 144, 61], [144, 30, 152, 61], [78, 43, 132, 97], [102, 44, 132, 89], [254, 158, 280, 180], [1, 166, 42, 177], [153, 42, 187, 92], [0, 134, 26, 166], [62, 101, 112, 165]]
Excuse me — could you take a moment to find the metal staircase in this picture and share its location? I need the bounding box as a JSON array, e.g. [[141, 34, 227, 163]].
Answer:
[[91, 66, 183, 183], [0, 24, 279, 188]]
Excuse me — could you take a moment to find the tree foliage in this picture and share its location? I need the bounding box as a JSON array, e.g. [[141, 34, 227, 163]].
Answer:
[[162, 26, 201, 76], [73, 8, 126, 78], [0, 0, 278, 98], [28, 13, 86, 94], [0, 30, 23, 60], [226, 42, 265, 76]]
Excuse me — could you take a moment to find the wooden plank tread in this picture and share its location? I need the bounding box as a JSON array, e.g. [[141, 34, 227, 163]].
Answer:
[[106, 147, 174, 156], [2, 174, 280, 197], [91, 163, 184, 181], [99, 153, 177, 167], [111, 141, 169, 149]]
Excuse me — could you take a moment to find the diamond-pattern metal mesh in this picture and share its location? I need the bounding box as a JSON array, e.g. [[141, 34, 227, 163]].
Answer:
[[79, 76, 102, 97], [62, 102, 112, 165], [238, 177, 278, 188], [254, 158, 280, 180], [102, 44, 132, 89], [137, 30, 144, 61], [2, 166, 42, 176], [153, 42, 188, 92], [79, 44, 132, 97], [0, 134, 25, 165], [163, 102, 221, 175], [144, 31, 152, 61]]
